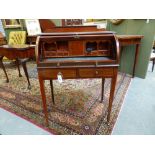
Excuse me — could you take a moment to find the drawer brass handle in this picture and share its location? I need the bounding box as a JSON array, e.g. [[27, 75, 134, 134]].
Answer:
[[95, 71, 99, 74], [57, 72, 62, 76]]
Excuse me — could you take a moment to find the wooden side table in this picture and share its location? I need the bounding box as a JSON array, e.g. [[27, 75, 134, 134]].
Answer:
[[0, 44, 35, 89], [117, 35, 144, 77]]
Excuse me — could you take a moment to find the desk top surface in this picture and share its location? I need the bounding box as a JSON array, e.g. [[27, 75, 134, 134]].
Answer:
[[117, 35, 144, 39], [44, 56, 112, 62], [38, 56, 118, 68], [28, 34, 144, 39], [38, 31, 116, 36]]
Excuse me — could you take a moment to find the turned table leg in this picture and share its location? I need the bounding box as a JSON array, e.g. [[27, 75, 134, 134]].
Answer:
[[50, 79, 55, 104], [21, 59, 31, 89], [0, 56, 9, 83], [39, 77, 49, 126], [15, 58, 22, 77]]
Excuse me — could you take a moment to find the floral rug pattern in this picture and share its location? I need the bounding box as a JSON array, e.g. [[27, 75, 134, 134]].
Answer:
[[0, 61, 131, 134]]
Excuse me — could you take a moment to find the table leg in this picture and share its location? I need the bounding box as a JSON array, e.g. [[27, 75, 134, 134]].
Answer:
[[21, 59, 31, 89], [0, 56, 9, 83], [50, 79, 55, 105], [38, 77, 49, 126], [15, 58, 22, 77], [132, 44, 140, 78], [119, 46, 124, 72], [107, 72, 118, 124], [101, 78, 105, 102], [152, 59, 155, 72]]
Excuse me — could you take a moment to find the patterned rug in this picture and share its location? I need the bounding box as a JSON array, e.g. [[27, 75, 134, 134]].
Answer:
[[0, 61, 131, 135]]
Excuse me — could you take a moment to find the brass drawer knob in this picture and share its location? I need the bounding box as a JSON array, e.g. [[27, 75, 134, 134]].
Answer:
[[95, 71, 99, 74]]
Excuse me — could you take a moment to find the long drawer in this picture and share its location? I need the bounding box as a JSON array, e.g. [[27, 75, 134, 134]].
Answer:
[[38, 68, 77, 79], [78, 68, 114, 78]]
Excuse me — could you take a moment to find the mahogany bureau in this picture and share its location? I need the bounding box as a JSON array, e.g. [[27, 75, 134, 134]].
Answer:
[[35, 31, 120, 126]]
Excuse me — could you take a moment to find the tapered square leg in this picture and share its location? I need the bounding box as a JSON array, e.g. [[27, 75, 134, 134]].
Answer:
[[107, 71, 118, 123], [38, 77, 49, 126]]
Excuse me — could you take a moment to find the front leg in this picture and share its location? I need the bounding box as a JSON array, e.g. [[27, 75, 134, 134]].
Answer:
[[38, 76, 49, 126], [107, 73, 118, 124]]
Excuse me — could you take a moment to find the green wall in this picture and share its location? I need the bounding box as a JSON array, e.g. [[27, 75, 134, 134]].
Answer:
[[107, 19, 155, 78]]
